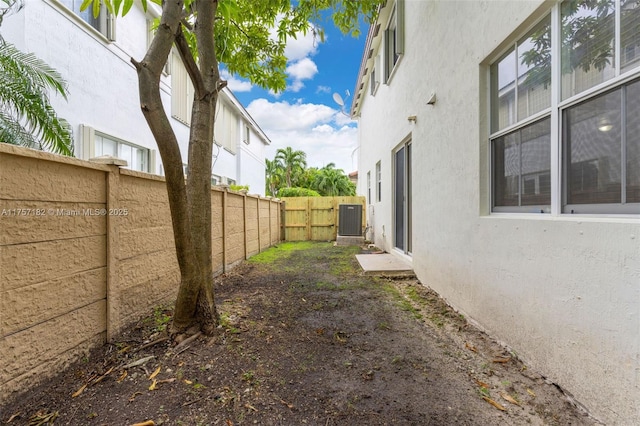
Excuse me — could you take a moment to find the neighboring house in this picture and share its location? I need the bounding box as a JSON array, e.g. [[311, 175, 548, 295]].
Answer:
[[1, 0, 269, 194], [352, 0, 639, 424], [348, 170, 358, 185]]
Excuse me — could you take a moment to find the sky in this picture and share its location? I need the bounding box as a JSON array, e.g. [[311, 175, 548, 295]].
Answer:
[[224, 18, 370, 174]]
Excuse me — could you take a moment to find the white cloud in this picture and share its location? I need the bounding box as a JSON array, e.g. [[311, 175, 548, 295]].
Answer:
[[283, 27, 319, 61], [286, 58, 318, 92], [316, 85, 331, 94], [247, 98, 359, 173], [220, 70, 252, 92]]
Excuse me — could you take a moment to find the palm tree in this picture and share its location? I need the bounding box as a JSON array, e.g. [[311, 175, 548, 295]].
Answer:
[[0, 30, 73, 155], [265, 158, 284, 196], [274, 147, 306, 188], [314, 167, 355, 196]]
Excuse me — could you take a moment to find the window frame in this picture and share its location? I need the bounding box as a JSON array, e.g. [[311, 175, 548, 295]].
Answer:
[[561, 79, 640, 214], [488, 1, 640, 216], [81, 125, 154, 173], [383, 0, 404, 84], [54, 0, 115, 41]]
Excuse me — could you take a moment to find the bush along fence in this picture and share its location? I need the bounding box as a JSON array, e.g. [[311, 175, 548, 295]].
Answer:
[[0, 143, 281, 403]]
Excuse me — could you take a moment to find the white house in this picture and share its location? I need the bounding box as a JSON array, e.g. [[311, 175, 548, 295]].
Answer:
[[353, 0, 639, 423], [2, 0, 270, 194]]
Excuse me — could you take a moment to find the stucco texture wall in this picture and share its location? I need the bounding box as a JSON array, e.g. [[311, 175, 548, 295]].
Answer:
[[0, 144, 281, 403], [356, 0, 640, 423]]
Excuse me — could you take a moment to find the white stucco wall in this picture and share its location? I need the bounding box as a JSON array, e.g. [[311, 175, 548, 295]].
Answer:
[[356, 1, 640, 424], [2, 0, 266, 186], [2, 0, 191, 172], [237, 125, 267, 195]]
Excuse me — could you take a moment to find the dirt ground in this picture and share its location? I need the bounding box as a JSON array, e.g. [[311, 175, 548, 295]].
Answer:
[[1, 242, 598, 426]]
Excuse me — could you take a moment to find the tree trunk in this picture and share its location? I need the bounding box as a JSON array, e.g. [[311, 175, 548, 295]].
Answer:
[[133, 0, 219, 337]]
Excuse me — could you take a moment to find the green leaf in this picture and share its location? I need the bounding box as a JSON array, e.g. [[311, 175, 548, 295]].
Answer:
[[104, 0, 114, 16], [79, 0, 92, 12], [113, 0, 123, 15], [122, 0, 134, 15], [92, 0, 100, 18]]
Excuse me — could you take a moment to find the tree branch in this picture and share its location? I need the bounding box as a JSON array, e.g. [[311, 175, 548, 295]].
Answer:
[[175, 27, 206, 97]]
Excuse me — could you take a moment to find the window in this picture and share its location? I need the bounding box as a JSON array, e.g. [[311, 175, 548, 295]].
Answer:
[[492, 117, 551, 210], [371, 55, 381, 95], [490, 16, 551, 133], [367, 171, 372, 203], [561, 0, 615, 100], [82, 125, 152, 173], [376, 161, 382, 202], [171, 51, 194, 125], [243, 124, 251, 145], [214, 102, 237, 154], [563, 80, 640, 212], [59, 0, 114, 40], [384, 0, 404, 82], [211, 174, 221, 185], [489, 0, 640, 214]]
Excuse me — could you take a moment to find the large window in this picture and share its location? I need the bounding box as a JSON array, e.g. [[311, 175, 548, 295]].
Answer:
[[384, 0, 404, 82], [490, 0, 640, 214], [493, 118, 551, 210], [59, 0, 114, 40], [564, 80, 640, 212], [82, 125, 152, 173], [214, 101, 238, 154]]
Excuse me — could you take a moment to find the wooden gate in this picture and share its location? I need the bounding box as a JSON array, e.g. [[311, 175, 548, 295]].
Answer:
[[282, 196, 366, 241]]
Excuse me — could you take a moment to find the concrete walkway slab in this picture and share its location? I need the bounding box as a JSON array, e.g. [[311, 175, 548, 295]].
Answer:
[[355, 253, 414, 277]]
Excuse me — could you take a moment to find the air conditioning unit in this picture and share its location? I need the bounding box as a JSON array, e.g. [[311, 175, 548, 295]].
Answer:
[[338, 204, 362, 236]]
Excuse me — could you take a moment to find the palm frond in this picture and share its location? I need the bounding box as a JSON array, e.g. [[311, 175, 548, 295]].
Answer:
[[0, 40, 73, 155], [0, 109, 42, 148]]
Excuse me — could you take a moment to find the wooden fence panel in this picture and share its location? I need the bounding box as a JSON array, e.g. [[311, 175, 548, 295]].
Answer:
[[309, 197, 335, 241], [283, 197, 309, 241], [283, 196, 365, 241]]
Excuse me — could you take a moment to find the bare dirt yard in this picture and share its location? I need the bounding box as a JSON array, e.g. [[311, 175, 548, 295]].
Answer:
[[2, 242, 597, 425]]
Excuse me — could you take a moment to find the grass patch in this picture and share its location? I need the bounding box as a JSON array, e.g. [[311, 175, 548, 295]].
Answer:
[[380, 283, 423, 320], [248, 241, 324, 264]]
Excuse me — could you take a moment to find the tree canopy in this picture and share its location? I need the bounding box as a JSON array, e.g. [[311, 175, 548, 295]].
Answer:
[[266, 147, 355, 197]]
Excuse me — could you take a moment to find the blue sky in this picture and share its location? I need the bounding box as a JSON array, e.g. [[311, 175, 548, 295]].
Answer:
[[225, 19, 370, 174]]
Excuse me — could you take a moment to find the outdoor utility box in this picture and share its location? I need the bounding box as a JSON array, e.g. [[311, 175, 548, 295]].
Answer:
[[338, 204, 362, 236]]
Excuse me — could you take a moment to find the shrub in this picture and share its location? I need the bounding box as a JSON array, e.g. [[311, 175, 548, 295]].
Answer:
[[279, 187, 321, 197]]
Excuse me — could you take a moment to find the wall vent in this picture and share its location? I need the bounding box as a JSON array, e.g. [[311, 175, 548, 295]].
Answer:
[[338, 204, 362, 236]]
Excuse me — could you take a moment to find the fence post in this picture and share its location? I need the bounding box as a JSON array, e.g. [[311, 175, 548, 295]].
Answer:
[[222, 188, 228, 273], [89, 157, 126, 343], [243, 193, 248, 260], [106, 167, 118, 343], [257, 198, 262, 252], [306, 197, 311, 241], [268, 199, 273, 245]]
